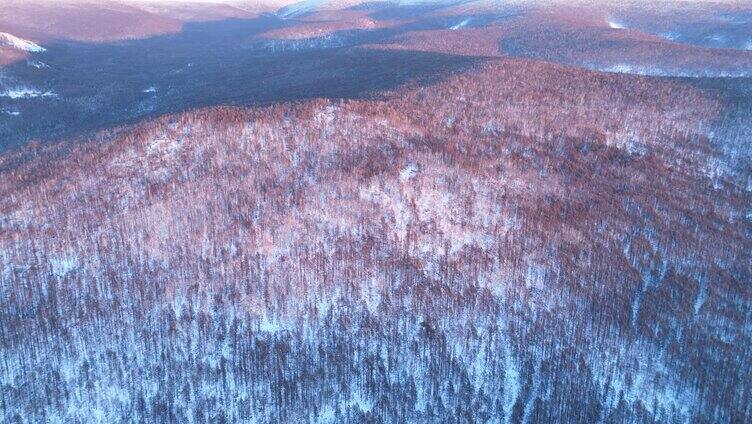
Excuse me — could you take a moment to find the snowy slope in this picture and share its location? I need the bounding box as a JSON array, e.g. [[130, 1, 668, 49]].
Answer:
[[0, 32, 45, 52]]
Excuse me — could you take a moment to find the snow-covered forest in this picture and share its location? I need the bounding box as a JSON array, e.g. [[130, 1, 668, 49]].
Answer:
[[1, 1, 751, 423]]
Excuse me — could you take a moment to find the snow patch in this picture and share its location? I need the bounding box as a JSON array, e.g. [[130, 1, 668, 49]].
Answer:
[[660, 32, 680, 41], [608, 20, 625, 29], [694, 275, 707, 315], [142, 86, 157, 94], [356, 17, 377, 29], [0, 32, 45, 52], [317, 405, 336, 423], [146, 137, 183, 156], [606, 129, 645, 155], [27, 60, 49, 69], [600, 64, 641, 74], [450, 18, 472, 30], [348, 391, 373, 413], [399, 163, 419, 181], [595, 63, 752, 78], [277, 0, 323, 19], [50, 257, 78, 278], [0, 87, 57, 99], [258, 315, 288, 334]]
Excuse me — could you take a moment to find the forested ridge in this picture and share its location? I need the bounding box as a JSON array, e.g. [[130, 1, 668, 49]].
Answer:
[[1, 56, 750, 422]]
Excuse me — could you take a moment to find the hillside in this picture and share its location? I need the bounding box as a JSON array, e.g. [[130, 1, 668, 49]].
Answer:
[[2, 57, 751, 421], [1, 1, 751, 423]]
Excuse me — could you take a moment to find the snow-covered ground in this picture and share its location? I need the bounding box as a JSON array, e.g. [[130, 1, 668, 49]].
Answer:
[[450, 18, 472, 30], [0, 87, 57, 99], [276, 0, 325, 18], [0, 32, 45, 53], [595, 63, 752, 78], [1, 108, 20, 116], [27, 60, 49, 69]]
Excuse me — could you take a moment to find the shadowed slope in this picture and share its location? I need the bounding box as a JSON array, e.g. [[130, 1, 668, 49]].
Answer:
[[0, 16, 482, 151]]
